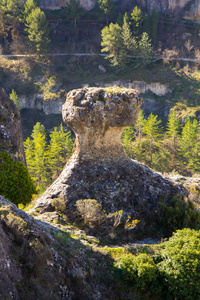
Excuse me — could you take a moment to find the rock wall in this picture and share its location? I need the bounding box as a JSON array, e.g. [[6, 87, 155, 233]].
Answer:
[[0, 89, 26, 164], [39, 0, 96, 11], [20, 81, 171, 115], [34, 0, 200, 19]]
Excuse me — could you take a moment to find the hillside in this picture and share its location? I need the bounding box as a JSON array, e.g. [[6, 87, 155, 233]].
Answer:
[[0, 87, 200, 299]]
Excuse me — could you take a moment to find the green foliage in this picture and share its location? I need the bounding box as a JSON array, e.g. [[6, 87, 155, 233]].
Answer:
[[118, 253, 159, 291], [131, 6, 142, 36], [0, 151, 36, 205], [101, 14, 154, 69], [0, 0, 24, 41], [9, 89, 21, 109], [122, 110, 200, 175], [159, 195, 200, 235], [179, 119, 200, 173], [138, 32, 154, 67], [101, 22, 123, 67], [35, 76, 58, 101], [116, 229, 200, 299], [98, 0, 114, 24], [24, 122, 74, 191], [25, 7, 50, 52], [121, 126, 134, 158], [158, 228, 200, 299], [23, 0, 38, 21]]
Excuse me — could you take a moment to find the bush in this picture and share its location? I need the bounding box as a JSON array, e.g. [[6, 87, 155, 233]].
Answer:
[[118, 253, 159, 291], [75, 199, 106, 227], [158, 228, 200, 299], [0, 152, 36, 205]]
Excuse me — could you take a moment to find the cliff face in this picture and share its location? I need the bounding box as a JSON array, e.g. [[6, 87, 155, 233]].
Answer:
[[39, 0, 96, 11], [0, 89, 26, 164], [36, 0, 200, 19]]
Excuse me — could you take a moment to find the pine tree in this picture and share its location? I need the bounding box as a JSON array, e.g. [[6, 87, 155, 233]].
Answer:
[[0, 0, 24, 41], [179, 119, 200, 174], [101, 22, 123, 67], [121, 126, 135, 158], [142, 113, 162, 167], [23, 0, 38, 21], [165, 109, 180, 171], [9, 89, 21, 109], [138, 32, 154, 67], [98, 0, 114, 25], [48, 124, 74, 180], [25, 7, 50, 52], [24, 122, 48, 192], [65, 0, 85, 29], [131, 6, 143, 37]]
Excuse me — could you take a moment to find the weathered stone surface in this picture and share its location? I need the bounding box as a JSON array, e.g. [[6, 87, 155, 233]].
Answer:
[[0, 88, 26, 164], [0, 195, 118, 300], [34, 87, 187, 233], [33, 0, 200, 19], [39, 0, 96, 10], [101, 80, 172, 96]]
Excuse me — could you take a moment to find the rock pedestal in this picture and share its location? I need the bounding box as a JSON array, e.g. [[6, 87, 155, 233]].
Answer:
[[35, 87, 186, 228]]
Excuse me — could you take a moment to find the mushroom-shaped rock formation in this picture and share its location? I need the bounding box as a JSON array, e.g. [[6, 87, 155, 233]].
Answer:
[[34, 87, 187, 229]]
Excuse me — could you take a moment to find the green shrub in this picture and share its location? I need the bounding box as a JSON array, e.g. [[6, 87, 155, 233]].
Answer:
[[159, 195, 200, 235], [0, 152, 36, 205], [118, 253, 159, 291], [158, 228, 200, 299]]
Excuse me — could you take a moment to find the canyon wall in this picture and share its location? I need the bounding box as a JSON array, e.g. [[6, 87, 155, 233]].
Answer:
[[36, 0, 200, 19]]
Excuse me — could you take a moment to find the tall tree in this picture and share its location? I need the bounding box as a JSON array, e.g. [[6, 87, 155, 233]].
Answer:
[[142, 113, 162, 167], [101, 22, 123, 67], [0, 0, 24, 41], [138, 32, 154, 67], [23, 0, 38, 21], [48, 124, 73, 180], [179, 119, 200, 174], [165, 109, 180, 170], [98, 0, 114, 25], [65, 0, 85, 29], [131, 6, 142, 36], [9, 89, 21, 109], [24, 122, 48, 191], [25, 7, 50, 52], [121, 126, 135, 158]]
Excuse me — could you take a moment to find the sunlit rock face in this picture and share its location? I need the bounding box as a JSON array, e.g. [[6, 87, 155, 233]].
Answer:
[[0, 89, 26, 164], [34, 87, 186, 234], [62, 87, 141, 162]]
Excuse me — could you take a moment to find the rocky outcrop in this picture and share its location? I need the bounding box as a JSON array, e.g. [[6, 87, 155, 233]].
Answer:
[[101, 80, 172, 96], [20, 94, 64, 114], [19, 81, 172, 115], [0, 89, 26, 164], [35, 0, 200, 19], [39, 0, 96, 11], [0, 195, 116, 300], [34, 87, 187, 233]]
